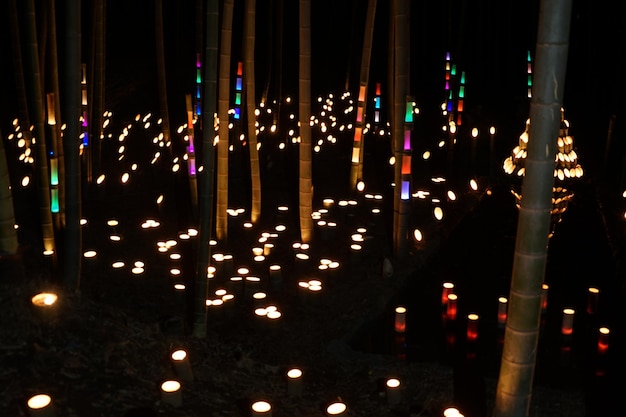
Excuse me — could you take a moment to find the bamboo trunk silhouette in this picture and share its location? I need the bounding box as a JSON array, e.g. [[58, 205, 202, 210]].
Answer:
[[8, 0, 33, 150], [216, 0, 234, 241], [391, 0, 409, 259], [45, 0, 65, 228], [0, 129, 19, 255], [349, 0, 377, 191], [91, 0, 105, 179], [62, 0, 82, 291], [24, 0, 57, 261], [244, 0, 261, 224], [298, 0, 313, 243], [493, 1, 572, 416], [193, 0, 219, 338]]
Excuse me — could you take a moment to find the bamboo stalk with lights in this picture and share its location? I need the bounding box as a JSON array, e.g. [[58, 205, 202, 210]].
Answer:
[[493, 0, 573, 415], [155, 0, 172, 160], [244, 0, 262, 224], [216, 0, 234, 241], [91, 0, 106, 182], [193, 0, 219, 338], [391, 0, 410, 259], [185, 94, 199, 218], [63, 0, 82, 291], [299, 0, 313, 243], [24, 0, 57, 261], [349, 0, 377, 191], [8, 0, 33, 156], [45, 0, 66, 228], [0, 129, 18, 255]]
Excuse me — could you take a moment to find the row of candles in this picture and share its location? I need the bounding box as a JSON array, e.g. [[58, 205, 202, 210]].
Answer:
[[389, 281, 612, 355]]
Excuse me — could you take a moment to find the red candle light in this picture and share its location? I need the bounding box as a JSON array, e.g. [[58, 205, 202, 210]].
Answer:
[[497, 297, 508, 327], [467, 313, 479, 342], [597, 327, 610, 355], [446, 294, 458, 320], [587, 287, 599, 315], [441, 282, 454, 305], [541, 283, 549, 314], [394, 306, 407, 333], [561, 308, 575, 336]]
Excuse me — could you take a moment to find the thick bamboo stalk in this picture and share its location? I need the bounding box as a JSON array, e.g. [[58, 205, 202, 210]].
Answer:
[[0, 129, 18, 255], [244, 0, 261, 224], [62, 0, 82, 291], [216, 0, 234, 241], [193, 0, 219, 338], [391, 0, 409, 259], [46, 0, 65, 227], [493, 1, 572, 416], [349, 0, 377, 190], [298, 0, 313, 243], [24, 0, 56, 260]]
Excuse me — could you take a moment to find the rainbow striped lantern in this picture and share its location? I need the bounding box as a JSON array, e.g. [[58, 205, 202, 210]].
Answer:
[[444, 52, 452, 115], [195, 53, 202, 119], [400, 99, 413, 201], [527, 50, 533, 99], [185, 95, 197, 177], [456, 71, 465, 126], [374, 82, 382, 124], [234, 61, 243, 120], [49, 153, 59, 213], [350, 82, 368, 188]]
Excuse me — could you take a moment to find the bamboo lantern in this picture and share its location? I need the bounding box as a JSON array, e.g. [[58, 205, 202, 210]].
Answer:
[[561, 308, 575, 336], [326, 401, 347, 416], [27, 394, 55, 417], [171, 349, 194, 382], [394, 306, 407, 333], [160, 380, 182, 407], [287, 368, 303, 396], [597, 327, 610, 355], [251, 401, 271, 417], [386, 378, 402, 405]]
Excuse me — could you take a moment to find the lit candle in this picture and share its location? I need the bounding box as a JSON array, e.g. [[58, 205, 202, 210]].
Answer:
[[467, 313, 479, 342], [497, 297, 508, 327], [170, 349, 194, 382], [160, 380, 182, 407], [561, 308, 575, 336], [586, 287, 599, 315], [31, 292, 59, 322], [326, 401, 347, 416], [541, 283, 549, 314], [27, 394, 55, 417], [386, 378, 402, 405], [251, 400, 272, 417], [446, 294, 458, 321], [287, 368, 303, 396], [394, 306, 407, 333], [441, 282, 454, 306], [597, 327, 610, 355]]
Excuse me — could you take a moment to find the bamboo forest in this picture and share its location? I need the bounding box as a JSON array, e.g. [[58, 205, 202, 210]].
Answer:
[[0, 1, 625, 417]]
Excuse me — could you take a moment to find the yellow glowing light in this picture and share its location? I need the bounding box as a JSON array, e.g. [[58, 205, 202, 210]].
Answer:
[[27, 394, 52, 410], [413, 229, 423, 242], [171, 350, 187, 361], [32, 293, 58, 307], [252, 401, 271, 413], [326, 402, 347, 415], [161, 380, 181, 393]]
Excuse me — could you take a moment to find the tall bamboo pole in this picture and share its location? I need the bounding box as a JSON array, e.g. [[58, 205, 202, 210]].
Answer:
[[46, 0, 65, 228], [243, 0, 262, 224], [391, 0, 409, 259], [216, 0, 234, 241], [24, 0, 57, 261], [8, 0, 34, 152], [493, 1, 572, 416], [193, 0, 219, 338], [0, 129, 19, 255], [298, 0, 313, 243], [349, 0, 377, 191], [91, 0, 105, 179], [63, 0, 82, 291]]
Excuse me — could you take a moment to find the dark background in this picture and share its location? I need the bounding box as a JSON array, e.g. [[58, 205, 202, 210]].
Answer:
[[1, 0, 626, 181]]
